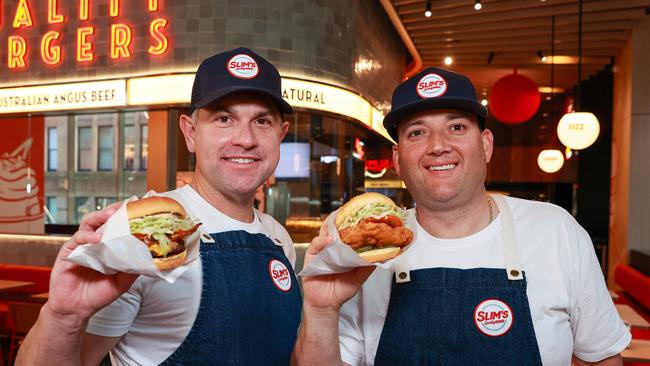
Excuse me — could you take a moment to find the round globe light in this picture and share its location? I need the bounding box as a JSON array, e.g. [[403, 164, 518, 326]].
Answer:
[[537, 149, 564, 173], [557, 112, 600, 150]]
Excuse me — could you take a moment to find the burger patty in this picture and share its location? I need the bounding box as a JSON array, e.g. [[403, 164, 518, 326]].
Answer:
[[339, 219, 413, 250]]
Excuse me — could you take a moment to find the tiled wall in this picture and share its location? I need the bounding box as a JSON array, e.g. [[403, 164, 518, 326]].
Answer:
[[0, 0, 405, 111]]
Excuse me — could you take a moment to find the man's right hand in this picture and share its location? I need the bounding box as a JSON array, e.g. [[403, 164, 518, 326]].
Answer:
[[47, 202, 139, 320], [300, 223, 375, 313]]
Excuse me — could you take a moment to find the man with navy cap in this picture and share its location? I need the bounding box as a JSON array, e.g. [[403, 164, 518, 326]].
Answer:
[[18, 48, 302, 366], [295, 67, 629, 365]]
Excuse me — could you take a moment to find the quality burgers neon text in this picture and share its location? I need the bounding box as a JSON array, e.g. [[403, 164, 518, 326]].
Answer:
[[5, 0, 170, 69]]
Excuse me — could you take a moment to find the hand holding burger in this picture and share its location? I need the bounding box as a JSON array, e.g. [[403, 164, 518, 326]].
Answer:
[[336, 193, 413, 263], [127, 196, 201, 270]]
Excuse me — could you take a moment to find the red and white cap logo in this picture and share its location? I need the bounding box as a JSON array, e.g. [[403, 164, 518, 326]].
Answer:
[[227, 54, 259, 79], [474, 298, 514, 337], [269, 259, 291, 292], [416, 73, 447, 99]]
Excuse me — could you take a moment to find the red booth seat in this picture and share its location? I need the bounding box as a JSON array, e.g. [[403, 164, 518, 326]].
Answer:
[[0, 264, 51, 334], [615, 264, 650, 311]]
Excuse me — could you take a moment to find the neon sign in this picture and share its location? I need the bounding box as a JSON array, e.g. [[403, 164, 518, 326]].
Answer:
[[4, 0, 170, 69]]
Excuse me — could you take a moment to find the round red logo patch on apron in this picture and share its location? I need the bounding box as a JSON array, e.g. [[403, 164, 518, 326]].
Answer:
[[268, 259, 291, 292], [473, 298, 514, 337]]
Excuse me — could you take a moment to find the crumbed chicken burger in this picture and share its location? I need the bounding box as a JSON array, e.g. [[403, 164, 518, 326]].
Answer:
[[335, 193, 413, 263]]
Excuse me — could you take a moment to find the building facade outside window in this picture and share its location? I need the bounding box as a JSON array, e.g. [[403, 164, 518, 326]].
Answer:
[[47, 127, 57, 171], [98, 126, 114, 171], [45, 196, 57, 224], [42, 111, 149, 226], [124, 125, 136, 171], [140, 124, 148, 170], [75, 197, 91, 224], [95, 197, 117, 211], [77, 127, 92, 171]]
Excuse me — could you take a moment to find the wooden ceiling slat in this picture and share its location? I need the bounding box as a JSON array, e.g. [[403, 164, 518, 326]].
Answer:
[[408, 12, 644, 37], [415, 31, 629, 49], [405, 7, 648, 31], [385, 0, 642, 109], [402, 0, 566, 21], [419, 43, 621, 55], [410, 23, 633, 41], [402, 0, 650, 21]]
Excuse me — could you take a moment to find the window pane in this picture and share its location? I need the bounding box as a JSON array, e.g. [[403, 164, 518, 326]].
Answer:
[[78, 127, 92, 171], [141, 125, 148, 170], [124, 125, 135, 170], [47, 126, 57, 171], [95, 197, 117, 210], [98, 126, 113, 171], [99, 126, 113, 148], [75, 197, 91, 224], [45, 196, 57, 224]]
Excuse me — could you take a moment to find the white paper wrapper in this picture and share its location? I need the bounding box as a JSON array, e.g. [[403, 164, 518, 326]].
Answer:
[[65, 193, 204, 283], [298, 209, 416, 276]]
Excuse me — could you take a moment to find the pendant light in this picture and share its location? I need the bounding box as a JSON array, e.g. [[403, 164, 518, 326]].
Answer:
[[538, 149, 564, 173], [557, 0, 600, 150]]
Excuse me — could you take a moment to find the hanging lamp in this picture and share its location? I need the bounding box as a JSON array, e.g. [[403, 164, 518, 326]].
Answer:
[[556, 0, 600, 150]]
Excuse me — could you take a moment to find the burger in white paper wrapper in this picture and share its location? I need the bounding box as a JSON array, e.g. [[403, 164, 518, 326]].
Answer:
[[127, 196, 201, 270], [299, 193, 414, 277], [65, 194, 203, 283], [336, 192, 413, 263]]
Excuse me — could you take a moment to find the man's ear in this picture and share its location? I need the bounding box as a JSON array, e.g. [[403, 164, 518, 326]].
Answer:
[[392, 144, 402, 178], [481, 128, 494, 163], [280, 120, 289, 140], [179, 114, 197, 153]]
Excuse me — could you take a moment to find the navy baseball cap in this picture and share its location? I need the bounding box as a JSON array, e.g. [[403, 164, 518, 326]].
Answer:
[[190, 47, 293, 115], [383, 67, 487, 140]]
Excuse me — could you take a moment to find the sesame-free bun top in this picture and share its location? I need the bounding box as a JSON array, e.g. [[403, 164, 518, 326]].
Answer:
[[335, 192, 398, 229], [127, 196, 187, 220]]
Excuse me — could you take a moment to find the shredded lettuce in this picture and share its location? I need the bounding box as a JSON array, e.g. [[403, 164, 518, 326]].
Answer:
[[338, 202, 407, 230], [129, 214, 195, 256]]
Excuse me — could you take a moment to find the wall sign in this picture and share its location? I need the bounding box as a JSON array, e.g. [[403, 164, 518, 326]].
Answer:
[[0, 80, 126, 113]]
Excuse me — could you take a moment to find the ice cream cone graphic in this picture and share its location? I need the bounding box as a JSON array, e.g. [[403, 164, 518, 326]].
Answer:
[[0, 138, 44, 224]]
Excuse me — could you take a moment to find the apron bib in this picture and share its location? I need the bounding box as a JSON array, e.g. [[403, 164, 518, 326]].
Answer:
[[160, 229, 302, 366], [374, 195, 543, 365]]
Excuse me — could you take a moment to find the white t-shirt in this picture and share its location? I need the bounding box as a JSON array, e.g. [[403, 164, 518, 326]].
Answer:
[[86, 185, 295, 366], [339, 196, 630, 366]]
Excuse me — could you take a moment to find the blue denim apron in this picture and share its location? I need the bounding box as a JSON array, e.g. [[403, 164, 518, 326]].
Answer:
[[374, 195, 543, 365], [159, 224, 302, 366]]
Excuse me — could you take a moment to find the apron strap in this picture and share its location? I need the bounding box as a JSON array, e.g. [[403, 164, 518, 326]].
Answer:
[[394, 252, 411, 283], [492, 195, 524, 281], [256, 210, 284, 247]]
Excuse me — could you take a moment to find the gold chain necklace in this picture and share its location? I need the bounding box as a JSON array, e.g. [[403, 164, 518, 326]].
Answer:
[[487, 195, 494, 224]]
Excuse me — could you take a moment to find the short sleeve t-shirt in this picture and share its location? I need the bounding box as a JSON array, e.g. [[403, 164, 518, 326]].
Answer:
[[86, 185, 295, 366], [338, 196, 630, 366]]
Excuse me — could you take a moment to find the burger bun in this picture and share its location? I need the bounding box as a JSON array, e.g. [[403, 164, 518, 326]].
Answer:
[[127, 196, 187, 220], [335, 192, 398, 229], [358, 246, 401, 263], [153, 250, 187, 270]]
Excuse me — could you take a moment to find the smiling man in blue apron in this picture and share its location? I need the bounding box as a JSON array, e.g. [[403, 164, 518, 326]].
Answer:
[[17, 48, 302, 366], [295, 67, 630, 366]]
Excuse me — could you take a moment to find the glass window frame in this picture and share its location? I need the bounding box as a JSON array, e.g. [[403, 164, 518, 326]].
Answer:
[[77, 126, 92, 171], [47, 127, 57, 171], [97, 125, 114, 171], [140, 124, 148, 171], [123, 124, 136, 171]]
